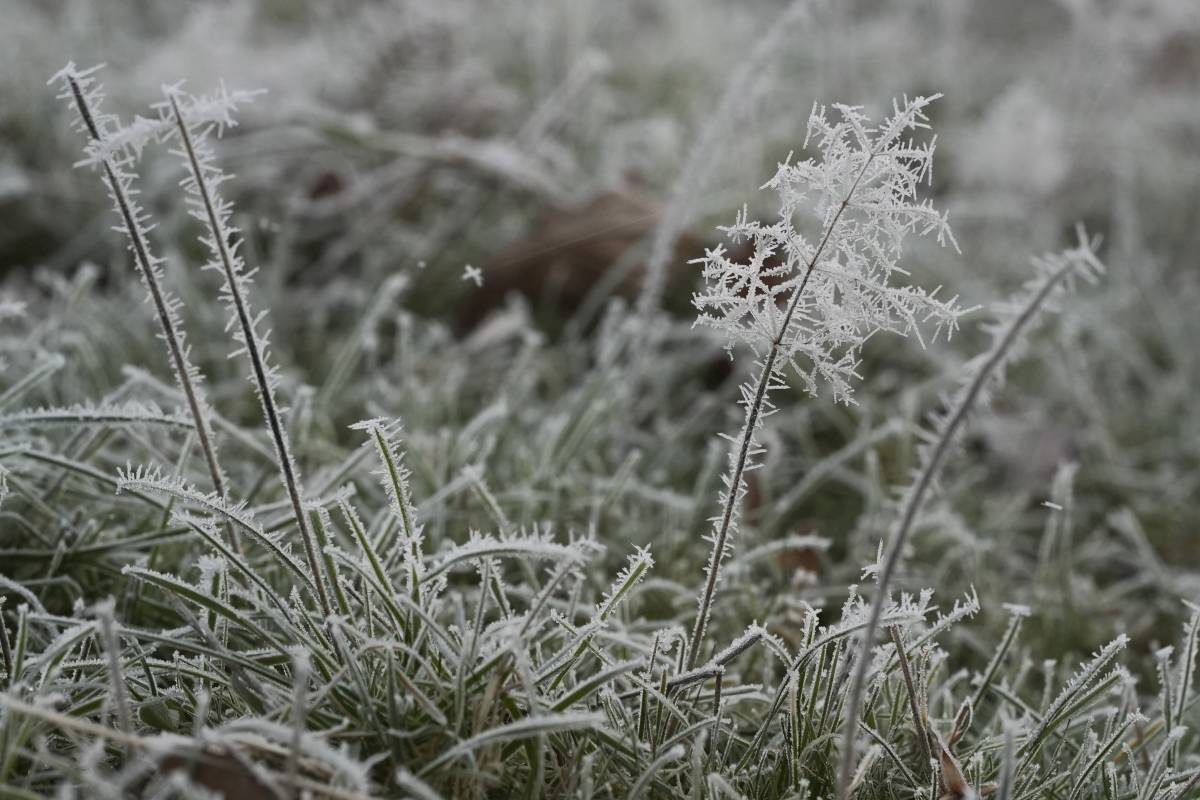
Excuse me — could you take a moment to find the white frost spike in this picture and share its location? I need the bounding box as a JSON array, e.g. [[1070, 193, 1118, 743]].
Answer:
[[595, 546, 654, 623], [462, 264, 484, 287], [1024, 635, 1129, 757], [117, 465, 318, 597], [426, 529, 589, 582], [541, 546, 653, 687], [75, 84, 260, 168]]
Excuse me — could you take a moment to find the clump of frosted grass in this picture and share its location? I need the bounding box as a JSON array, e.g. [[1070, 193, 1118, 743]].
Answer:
[[2, 59, 1195, 800]]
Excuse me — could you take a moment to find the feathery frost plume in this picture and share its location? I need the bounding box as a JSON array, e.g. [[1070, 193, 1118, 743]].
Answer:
[[686, 96, 961, 670], [693, 95, 962, 403], [157, 83, 331, 615], [48, 63, 238, 553]]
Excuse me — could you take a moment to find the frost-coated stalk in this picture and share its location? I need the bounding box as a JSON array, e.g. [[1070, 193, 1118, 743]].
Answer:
[[683, 262, 818, 671], [165, 92, 330, 616], [352, 419, 426, 637], [684, 93, 954, 670], [834, 234, 1103, 800], [889, 626, 932, 771], [53, 66, 239, 554], [685, 158, 869, 669]]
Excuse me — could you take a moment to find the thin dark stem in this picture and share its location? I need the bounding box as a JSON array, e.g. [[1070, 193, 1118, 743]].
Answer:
[[889, 626, 932, 771], [168, 94, 330, 617], [66, 75, 240, 556], [1172, 770, 1200, 800], [684, 348, 777, 671], [0, 600, 12, 687]]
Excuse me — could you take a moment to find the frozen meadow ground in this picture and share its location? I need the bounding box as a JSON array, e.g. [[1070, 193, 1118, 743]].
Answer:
[[1, 1, 1200, 798]]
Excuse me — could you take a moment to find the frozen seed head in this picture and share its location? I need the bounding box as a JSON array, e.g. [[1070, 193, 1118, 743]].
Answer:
[[693, 95, 965, 403]]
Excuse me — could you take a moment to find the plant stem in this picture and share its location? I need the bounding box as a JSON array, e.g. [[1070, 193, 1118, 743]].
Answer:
[[65, 74, 239, 555], [684, 157, 872, 671], [167, 94, 330, 617], [889, 626, 932, 771], [834, 251, 1094, 800]]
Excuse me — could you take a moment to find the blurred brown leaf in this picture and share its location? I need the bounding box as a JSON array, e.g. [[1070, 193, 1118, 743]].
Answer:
[[459, 189, 704, 329], [159, 745, 285, 799]]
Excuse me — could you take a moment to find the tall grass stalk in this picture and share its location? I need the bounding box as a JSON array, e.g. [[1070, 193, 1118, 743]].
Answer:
[[834, 230, 1104, 798], [684, 135, 870, 671], [685, 96, 959, 670], [50, 64, 238, 554], [163, 88, 330, 616]]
